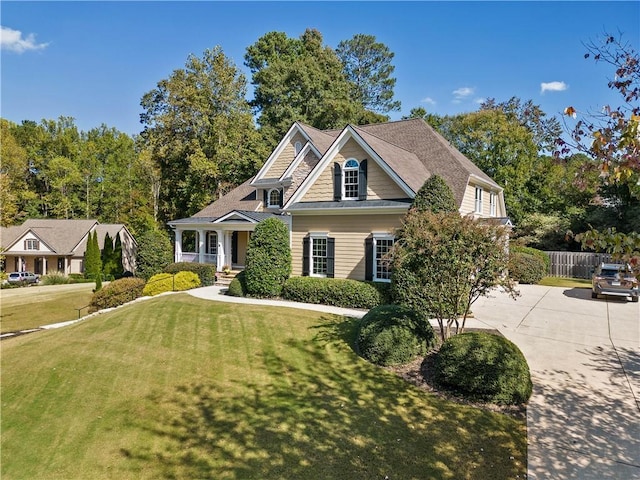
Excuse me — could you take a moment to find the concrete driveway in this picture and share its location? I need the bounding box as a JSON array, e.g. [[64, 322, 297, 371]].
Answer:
[[471, 284, 639, 479]]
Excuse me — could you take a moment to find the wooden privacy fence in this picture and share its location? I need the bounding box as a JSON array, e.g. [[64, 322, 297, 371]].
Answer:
[[544, 251, 613, 279]]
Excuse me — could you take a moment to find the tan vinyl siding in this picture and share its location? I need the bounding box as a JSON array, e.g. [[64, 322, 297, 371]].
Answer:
[[303, 138, 407, 202], [285, 150, 320, 203], [462, 182, 505, 217], [263, 132, 306, 179], [302, 163, 334, 201], [366, 160, 407, 200], [291, 213, 403, 280]]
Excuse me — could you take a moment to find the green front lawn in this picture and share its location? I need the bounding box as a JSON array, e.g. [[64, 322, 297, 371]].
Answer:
[[0, 283, 95, 333], [1, 295, 526, 479]]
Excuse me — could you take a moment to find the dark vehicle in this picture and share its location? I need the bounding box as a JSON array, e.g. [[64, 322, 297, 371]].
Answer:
[[591, 263, 639, 303], [7, 272, 40, 284]]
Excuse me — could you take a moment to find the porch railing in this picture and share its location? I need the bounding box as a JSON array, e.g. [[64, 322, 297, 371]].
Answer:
[[178, 252, 220, 265]]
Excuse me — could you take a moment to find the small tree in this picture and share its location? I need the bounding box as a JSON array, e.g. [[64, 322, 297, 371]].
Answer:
[[244, 218, 291, 298], [101, 232, 114, 276], [392, 211, 517, 341], [84, 230, 102, 280], [411, 175, 457, 214], [112, 233, 125, 278], [135, 228, 173, 280]]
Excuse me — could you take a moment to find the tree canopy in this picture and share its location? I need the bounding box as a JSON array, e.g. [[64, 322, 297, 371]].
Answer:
[[140, 46, 267, 223]]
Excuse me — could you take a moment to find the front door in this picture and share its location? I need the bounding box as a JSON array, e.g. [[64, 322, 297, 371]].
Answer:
[[232, 232, 238, 264]]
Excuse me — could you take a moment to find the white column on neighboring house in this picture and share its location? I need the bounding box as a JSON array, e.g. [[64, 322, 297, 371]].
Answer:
[[216, 229, 225, 271], [174, 229, 183, 263], [197, 229, 205, 264], [42, 257, 47, 275]]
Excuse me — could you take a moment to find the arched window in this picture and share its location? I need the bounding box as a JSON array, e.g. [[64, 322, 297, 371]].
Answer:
[[342, 158, 359, 199], [268, 188, 281, 208], [294, 141, 303, 155]]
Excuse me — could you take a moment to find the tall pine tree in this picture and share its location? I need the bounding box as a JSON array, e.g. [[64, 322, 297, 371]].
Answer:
[[101, 232, 114, 277], [84, 230, 102, 280], [112, 233, 124, 278]]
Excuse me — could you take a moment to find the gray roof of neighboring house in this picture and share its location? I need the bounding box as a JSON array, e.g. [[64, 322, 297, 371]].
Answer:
[[0, 219, 131, 255]]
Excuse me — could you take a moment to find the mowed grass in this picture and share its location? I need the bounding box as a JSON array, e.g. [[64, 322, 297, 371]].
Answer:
[[538, 276, 592, 288], [1, 294, 527, 479], [0, 283, 95, 333]]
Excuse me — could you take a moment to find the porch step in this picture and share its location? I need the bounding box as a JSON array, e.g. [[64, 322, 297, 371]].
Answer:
[[215, 270, 242, 287]]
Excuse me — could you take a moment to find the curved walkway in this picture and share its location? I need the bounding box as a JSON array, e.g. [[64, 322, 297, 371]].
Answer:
[[188, 284, 640, 480]]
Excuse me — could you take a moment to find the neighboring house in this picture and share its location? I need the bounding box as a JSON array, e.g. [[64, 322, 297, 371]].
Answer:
[[0, 219, 136, 275], [168, 118, 509, 282]]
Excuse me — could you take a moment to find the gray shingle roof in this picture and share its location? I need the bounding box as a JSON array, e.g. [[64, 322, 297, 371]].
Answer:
[[190, 178, 260, 219], [0, 219, 131, 255]]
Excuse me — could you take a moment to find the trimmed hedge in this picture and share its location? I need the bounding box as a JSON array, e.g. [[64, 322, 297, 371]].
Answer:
[[508, 251, 547, 284], [357, 305, 436, 366], [164, 262, 217, 286], [142, 271, 201, 297], [244, 218, 292, 298], [282, 277, 387, 309], [434, 332, 533, 405], [227, 271, 247, 297], [88, 277, 146, 313], [510, 245, 550, 274]]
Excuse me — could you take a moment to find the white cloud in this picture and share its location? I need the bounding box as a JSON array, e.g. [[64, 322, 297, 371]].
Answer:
[[1, 26, 49, 53], [452, 87, 475, 104], [474, 97, 485, 105], [540, 81, 568, 94], [421, 97, 436, 106]]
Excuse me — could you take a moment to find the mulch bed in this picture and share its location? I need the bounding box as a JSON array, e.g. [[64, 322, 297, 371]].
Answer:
[[384, 328, 527, 420]]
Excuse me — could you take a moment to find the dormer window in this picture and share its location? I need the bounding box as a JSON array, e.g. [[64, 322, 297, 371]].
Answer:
[[24, 239, 39, 250], [343, 159, 359, 199], [294, 141, 302, 155], [267, 188, 282, 208], [333, 158, 368, 202]]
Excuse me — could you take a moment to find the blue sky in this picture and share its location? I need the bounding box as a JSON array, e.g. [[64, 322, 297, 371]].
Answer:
[[2, 1, 639, 137]]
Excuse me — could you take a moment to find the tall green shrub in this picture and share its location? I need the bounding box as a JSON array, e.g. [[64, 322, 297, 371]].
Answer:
[[84, 230, 102, 280], [101, 232, 115, 277], [112, 234, 125, 278], [135, 228, 173, 280], [244, 218, 291, 298], [410, 175, 457, 214]]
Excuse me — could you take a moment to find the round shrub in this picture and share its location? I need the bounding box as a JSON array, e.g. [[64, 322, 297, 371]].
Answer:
[[510, 245, 550, 274], [508, 251, 546, 284], [434, 332, 532, 405], [89, 277, 146, 313], [357, 305, 436, 366], [142, 271, 201, 296], [227, 270, 247, 297], [244, 218, 291, 298], [164, 262, 217, 286]]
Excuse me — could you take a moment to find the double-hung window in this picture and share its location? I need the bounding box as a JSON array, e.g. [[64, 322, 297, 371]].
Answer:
[[374, 235, 394, 282], [303, 234, 335, 278], [343, 159, 359, 199], [475, 187, 483, 214], [207, 232, 218, 256]]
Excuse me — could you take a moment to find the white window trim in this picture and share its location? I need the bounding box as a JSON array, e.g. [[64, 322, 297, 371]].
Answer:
[[489, 192, 497, 217], [309, 233, 328, 278], [25, 239, 39, 250], [207, 232, 218, 255], [373, 234, 395, 283], [342, 158, 359, 201], [475, 187, 483, 214], [267, 188, 281, 209]]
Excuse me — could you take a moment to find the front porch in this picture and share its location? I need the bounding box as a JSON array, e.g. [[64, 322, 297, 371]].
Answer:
[[174, 229, 251, 272]]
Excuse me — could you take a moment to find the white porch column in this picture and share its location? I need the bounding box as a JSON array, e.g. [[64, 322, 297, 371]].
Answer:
[[216, 230, 225, 271], [225, 231, 233, 268], [197, 229, 205, 264], [174, 229, 183, 263], [42, 257, 48, 275]]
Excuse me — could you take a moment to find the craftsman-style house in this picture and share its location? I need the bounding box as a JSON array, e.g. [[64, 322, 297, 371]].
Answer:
[[0, 219, 136, 275], [168, 118, 508, 282]]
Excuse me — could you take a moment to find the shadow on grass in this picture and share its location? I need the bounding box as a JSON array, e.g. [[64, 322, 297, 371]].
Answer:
[[123, 316, 526, 479], [527, 346, 640, 479]]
